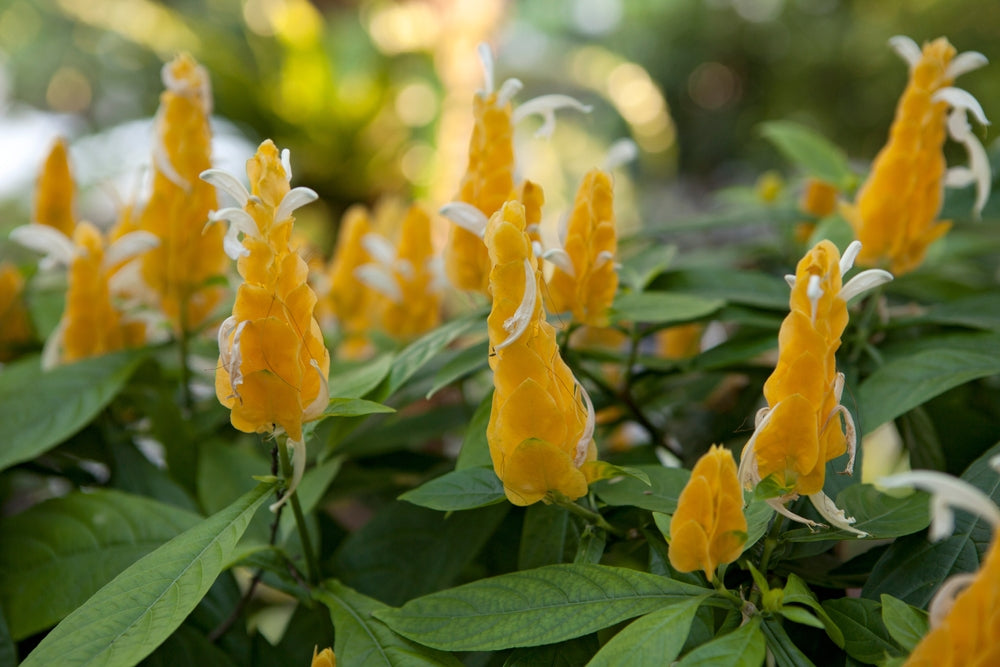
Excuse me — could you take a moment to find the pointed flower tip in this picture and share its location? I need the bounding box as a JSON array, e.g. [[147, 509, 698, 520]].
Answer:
[[477, 42, 495, 94], [888, 35, 922, 68], [441, 202, 489, 238], [602, 139, 639, 170], [200, 168, 251, 207], [512, 95, 593, 138]]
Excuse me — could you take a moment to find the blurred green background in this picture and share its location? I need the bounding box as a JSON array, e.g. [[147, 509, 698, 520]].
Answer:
[[0, 0, 996, 246]]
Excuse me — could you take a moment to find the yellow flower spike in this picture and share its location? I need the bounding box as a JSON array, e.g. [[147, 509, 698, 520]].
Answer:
[[845, 36, 990, 276], [520, 180, 545, 248], [738, 240, 892, 535], [799, 178, 839, 219], [0, 262, 33, 361], [311, 647, 336, 667], [546, 168, 619, 327], [139, 53, 228, 332], [378, 205, 443, 340], [325, 205, 376, 355], [657, 323, 703, 360], [33, 138, 76, 236], [484, 200, 597, 506], [205, 140, 328, 510], [669, 445, 748, 580]]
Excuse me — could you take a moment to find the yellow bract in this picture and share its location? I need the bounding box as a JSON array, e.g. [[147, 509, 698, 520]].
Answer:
[[379, 205, 442, 340], [33, 138, 76, 236], [139, 53, 227, 331], [311, 647, 336, 667], [325, 205, 375, 356], [214, 140, 330, 445], [546, 169, 619, 327], [669, 445, 747, 579], [905, 531, 1000, 665], [485, 201, 596, 506], [445, 91, 517, 293], [0, 262, 33, 361]]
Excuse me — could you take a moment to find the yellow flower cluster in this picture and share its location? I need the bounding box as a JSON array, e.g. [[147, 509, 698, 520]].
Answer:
[[669, 445, 747, 580], [739, 240, 891, 533], [311, 647, 336, 667], [324, 205, 375, 355], [205, 140, 329, 505], [33, 139, 76, 237], [844, 36, 990, 275], [484, 201, 597, 506]]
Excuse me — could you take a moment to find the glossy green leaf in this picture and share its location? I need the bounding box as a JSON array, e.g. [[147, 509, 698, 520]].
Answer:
[[743, 500, 775, 553], [760, 617, 816, 667], [327, 353, 395, 399], [781, 573, 844, 648], [321, 397, 395, 418], [141, 623, 238, 667], [398, 466, 506, 511], [822, 598, 901, 665], [879, 595, 928, 653], [375, 563, 714, 651], [456, 388, 494, 470], [0, 603, 15, 667], [21, 482, 274, 667], [0, 349, 147, 472], [910, 292, 1000, 331], [591, 465, 690, 514], [505, 635, 599, 666], [519, 504, 576, 569], [587, 595, 709, 666], [781, 484, 930, 542], [0, 490, 201, 640], [857, 348, 1000, 434], [619, 243, 678, 292], [388, 314, 485, 395], [426, 339, 489, 398], [676, 615, 765, 666], [778, 606, 824, 629], [760, 120, 854, 188], [610, 291, 724, 325], [660, 268, 790, 310], [315, 580, 461, 667]]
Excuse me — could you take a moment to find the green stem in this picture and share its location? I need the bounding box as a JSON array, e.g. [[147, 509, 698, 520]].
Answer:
[[711, 574, 744, 608], [278, 439, 319, 586], [549, 492, 625, 537], [177, 303, 193, 412], [751, 513, 785, 608]]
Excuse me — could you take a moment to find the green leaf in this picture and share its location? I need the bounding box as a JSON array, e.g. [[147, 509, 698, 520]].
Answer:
[[580, 461, 651, 486], [610, 291, 724, 325], [0, 490, 201, 640], [388, 314, 485, 395], [778, 606, 824, 629], [760, 617, 816, 667], [760, 120, 854, 189], [591, 465, 690, 514], [374, 563, 715, 651], [398, 466, 506, 511], [743, 500, 775, 553], [321, 397, 395, 418], [21, 482, 274, 667], [505, 636, 599, 666], [197, 440, 273, 545], [426, 339, 489, 398], [333, 501, 508, 607], [911, 292, 1000, 331], [781, 484, 930, 542], [0, 349, 147, 472], [587, 595, 709, 666], [327, 353, 395, 399], [659, 269, 790, 310], [676, 614, 765, 666], [315, 580, 461, 667], [574, 526, 607, 565], [141, 623, 238, 667], [781, 574, 844, 648], [619, 243, 678, 292], [519, 504, 577, 569], [822, 598, 901, 665], [857, 348, 1000, 435], [879, 595, 928, 653], [0, 604, 15, 667], [456, 388, 494, 470]]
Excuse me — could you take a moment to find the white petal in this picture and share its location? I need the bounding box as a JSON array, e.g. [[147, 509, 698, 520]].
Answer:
[[784, 274, 796, 288], [932, 87, 989, 126], [227, 320, 249, 399], [217, 315, 238, 376], [208, 207, 258, 259], [888, 35, 922, 68], [361, 232, 397, 266], [200, 168, 251, 207], [595, 250, 615, 269], [512, 94, 593, 138], [767, 496, 825, 531], [946, 51, 988, 80], [153, 120, 189, 190], [477, 42, 495, 95], [103, 231, 159, 271], [807, 274, 823, 323], [302, 359, 330, 422], [426, 255, 448, 293], [928, 573, 976, 629], [9, 224, 76, 267], [531, 240, 544, 258], [839, 269, 893, 302], [945, 166, 975, 188], [808, 491, 868, 537], [573, 383, 595, 467], [496, 78, 523, 107], [878, 469, 1000, 536], [494, 258, 537, 352], [947, 108, 992, 218], [839, 240, 863, 276], [354, 264, 402, 302], [602, 139, 638, 170], [542, 247, 575, 277], [270, 437, 307, 513], [440, 202, 489, 238], [280, 148, 293, 181], [41, 318, 67, 370], [274, 187, 318, 223], [991, 453, 1000, 474], [395, 258, 414, 281]]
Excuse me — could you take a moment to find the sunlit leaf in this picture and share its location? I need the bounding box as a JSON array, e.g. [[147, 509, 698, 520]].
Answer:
[[760, 120, 854, 189]]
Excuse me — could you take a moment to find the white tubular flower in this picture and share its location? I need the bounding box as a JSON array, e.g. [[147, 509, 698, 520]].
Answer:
[[440, 202, 490, 238], [878, 469, 1000, 541], [494, 258, 537, 352]]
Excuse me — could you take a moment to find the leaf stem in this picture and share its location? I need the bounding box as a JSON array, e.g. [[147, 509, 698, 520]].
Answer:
[[548, 491, 625, 537], [278, 438, 320, 585]]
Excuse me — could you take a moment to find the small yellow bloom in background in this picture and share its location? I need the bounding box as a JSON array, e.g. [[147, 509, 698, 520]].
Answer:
[[657, 323, 703, 361], [203, 140, 329, 509], [311, 646, 336, 667], [669, 445, 747, 580], [755, 170, 784, 204], [0, 262, 34, 361], [484, 200, 597, 506], [139, 53, 228, 332], [546, 168, 619, 327], [795, 178, 840, 243], [324, 205, 376, 357], [9, 222, 158, 367], [738, 240, 892, 534], [844, 36, 990, 276], [33, 138, 76, 237]]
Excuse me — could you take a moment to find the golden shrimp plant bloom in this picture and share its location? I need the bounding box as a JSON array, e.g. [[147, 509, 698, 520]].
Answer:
[[0, 262, 34, 361], [9, 222, 158, 366], [738, 240, 892, 534], [311, 647, 336, 667], [325, 205, 375, 355], [33, 138, 76, 237], [202, 140, 329, 508], [844, 36, 990, 276], [139, 53, 228, 331], [669, 445, 747, 580], [484, 200, 597, 506], [879, 465, 1000, 666], [546, 168, 619, 327]]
